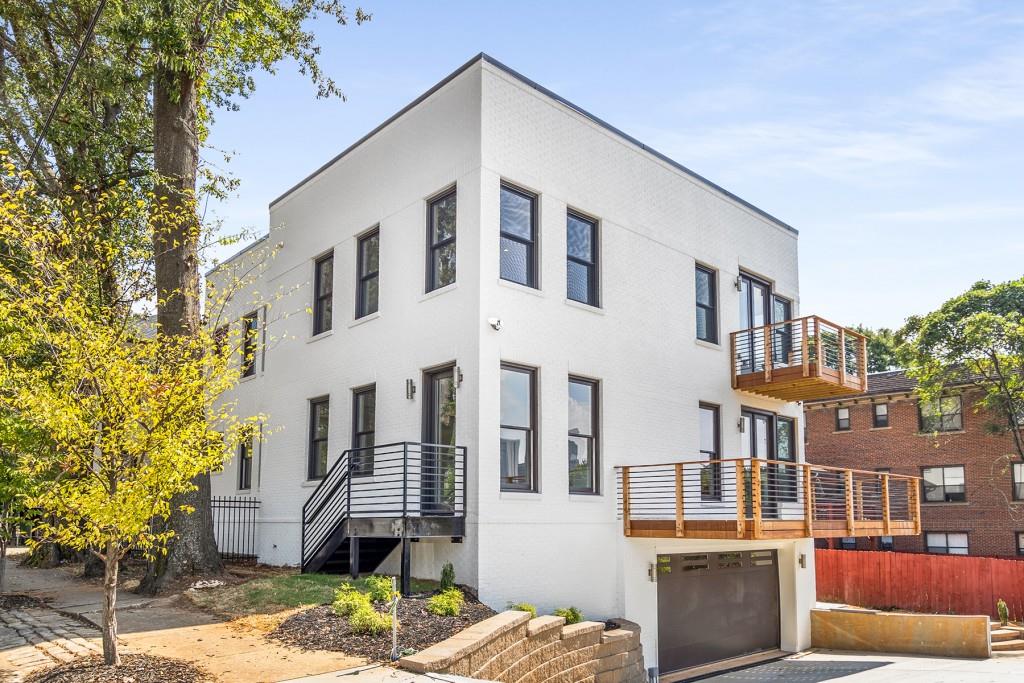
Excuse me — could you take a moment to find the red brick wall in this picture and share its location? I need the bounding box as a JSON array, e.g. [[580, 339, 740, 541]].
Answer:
[[804, 391, 1024, 557]]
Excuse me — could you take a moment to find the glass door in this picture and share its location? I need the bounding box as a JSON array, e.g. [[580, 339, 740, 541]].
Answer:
[[742, 409, 778, 519], [738, 274, 771, 374], [423, 366, 457, 514]]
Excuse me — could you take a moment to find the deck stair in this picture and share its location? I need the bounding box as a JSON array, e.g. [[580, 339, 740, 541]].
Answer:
[[990, 622, 1024, 652]]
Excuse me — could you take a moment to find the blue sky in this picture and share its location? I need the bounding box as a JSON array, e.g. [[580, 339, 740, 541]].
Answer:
[[205, 0, 1024, 330]]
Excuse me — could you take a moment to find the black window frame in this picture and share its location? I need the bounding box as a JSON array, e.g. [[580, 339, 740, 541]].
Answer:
[[918, 395, 963, 432], [567, 376, 599, 495], [241, 311, 258, 378], [356, 228, 380, 319], [238, 431, 253, 491], [835, 407, 851, 431], [698, 402, 722, 500], [775, 414, 798, 502], [313, 251, 334, 336], [878, 536, 894, 551], [925, 531, 969, 555], [1013, 462, 1024, 501], [1017, 531, 1024, 557], [695, 265, 718, 344], [351, 384, 376, 478], [839, 537, 857, 550], [921, 464, 966, 503], [499, 183, 538, 288], [308, 396, 330, 480], [500, 363, 538, 492], [427, 187, 457, 292], [566, 210, 599, 307], [872, 402, 890, 428]]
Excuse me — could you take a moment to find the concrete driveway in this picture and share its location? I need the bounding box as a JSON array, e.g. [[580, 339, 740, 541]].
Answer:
[[701, 649, 1024, 682]]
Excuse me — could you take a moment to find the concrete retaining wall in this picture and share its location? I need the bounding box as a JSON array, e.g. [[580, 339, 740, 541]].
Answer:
[[399, 611, 645, 683], [811, 608, 991, 659]]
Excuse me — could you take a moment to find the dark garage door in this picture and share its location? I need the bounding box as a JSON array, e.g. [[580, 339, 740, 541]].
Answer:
[[657, 550, 780, 675]]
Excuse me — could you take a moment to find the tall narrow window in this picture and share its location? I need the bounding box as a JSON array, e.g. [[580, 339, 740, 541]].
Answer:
[[695, 266, 718, 343], [698, 403, 721, 499], [835, 407, 850, 431], [568, 377, 598, 494], [238, 431, 253, 490], [921, 465, 966, 502], [241, 312, 258, 377], [919, 396, 962, 432], [1013, 463, 1024, 501], [352, 385, 376, 477], [500, 364, 536, 491], [308, 397, 330, 480], [499, 184, 537, 288], [776, 416, 797, 501], [772, 295, 792, 366], [427, 189, 457, 291], [566, 212, 598, 306], [313, 252, 333, 335], [872, 402, 889, 428], [356, 229, 379, 318]]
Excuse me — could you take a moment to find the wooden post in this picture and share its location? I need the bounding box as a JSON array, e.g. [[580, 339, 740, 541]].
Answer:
[[763, 325, 773, 383], [801, 318, 809, 378], [750, 461, 763, 539], [735, 461, 746, 539], [622, 467, 631, 536], [909, 478, 922, 534], [814, 318, 823, 377], [859, 336, 869, 391], [803, 464, 814, 537], [675, 463, 685, 537], [881, 474, 891, 536], [855, 480, 864, 522], [838, 328, 847, 386], [845, 470, 855, 536]]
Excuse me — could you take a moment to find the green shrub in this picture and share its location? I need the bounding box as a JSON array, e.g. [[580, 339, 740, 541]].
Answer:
[[349, 605, 394, 634], [440, 562, 456, 590], [553, 607, 583, 625], [427, 588, 464, 616], [998, 598, 1010, 626], [508, 602, 537, 618], [332, 585, 371, 617], [365, 575, 397, 603]]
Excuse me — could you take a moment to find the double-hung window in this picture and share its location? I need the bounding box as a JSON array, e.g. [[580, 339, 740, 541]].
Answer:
[[835, 407, 850, 431], [872, 402, 889, 428], [566, 212, 598, 306], [1017, 532, 1024, 556], [313, 252, 334, 335], [922, 465, 966, 503], [1013, 463, 1024, 501], [500, 364, 537, 491], [499, 184, 537, 288], [308, 397, 330, 480], [926, 532, 968, 555], [427, 189, 457, 291], [238, 432, 253, 490], [356, 229, 379, 318], [568, 377, 598, 494], [695, 266, 718, 344], [919, 396, 963, 432], [352, 385, 376, 477], [241, 312, 258, 377], [698, 403, 721, 499]]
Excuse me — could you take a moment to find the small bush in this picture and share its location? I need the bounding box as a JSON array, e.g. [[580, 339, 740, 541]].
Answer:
[[332, 585, 371, 617], [440, 562, 456, 590], [998, 598, 1009, 626], [427, 588, 464, 616], [553, 607, 583, 624], [349, 605, 394, 634], [508, 602, 537, 618], [365, 575, 397, 603]]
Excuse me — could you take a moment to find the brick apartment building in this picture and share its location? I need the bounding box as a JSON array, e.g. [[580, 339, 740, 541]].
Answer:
[[804, 370, 1024, 557]]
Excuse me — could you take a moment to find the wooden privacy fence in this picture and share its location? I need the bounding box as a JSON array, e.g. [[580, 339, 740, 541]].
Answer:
[[816, 548, 1024, 620]]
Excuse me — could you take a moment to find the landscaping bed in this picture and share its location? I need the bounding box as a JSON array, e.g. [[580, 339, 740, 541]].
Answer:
[[25, 654, 212, 683], [0, 593, 48, 610], [271, 592, 496, 661]]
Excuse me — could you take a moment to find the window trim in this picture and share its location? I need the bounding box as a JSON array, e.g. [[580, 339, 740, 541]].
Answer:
[[1013, 462, 1024, 502], [918, 395, 963, 433], [566, 209, 599, 307], [313, 251, 334, 336], [835, 406, 851, 431], [1017, 531, 1024, 557], [351, 384, 376, 478], [921, 464, 967, 503], [872, 402, 890, 428], [694, 264, 719, 344], [241, 311, 258, 377], [426, 186, 457, 292], [307, 396, 330, 481], [925, 531, 969, 555], [356, 227, 380, 319], [500, 362, 539, 492], [238, 433, 253, 491], [499, 183, 538, 289], [698, 402, 722, 500], [568, 376, 600, 495]]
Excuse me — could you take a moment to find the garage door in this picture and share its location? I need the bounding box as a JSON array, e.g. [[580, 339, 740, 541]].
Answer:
[[656, 550, 780, 675]]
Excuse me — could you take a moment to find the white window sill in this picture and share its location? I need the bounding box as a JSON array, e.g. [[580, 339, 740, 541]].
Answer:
[[499, 491, 542, 501], [564, 298, 604, 315], [567, 492, 605, 502], [301, 479, 324, 488], [239, 373, 259, 384], [695, 338, 722, 351], [307, 329, 334, 344], [421, 283, 458, 302], [349, 311, 381, 328], [497, 279, 544, 297]]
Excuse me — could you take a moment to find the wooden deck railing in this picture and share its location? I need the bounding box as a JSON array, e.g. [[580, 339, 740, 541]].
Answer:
[[730, 315, 868, 400], [616, 458, 920, 541]]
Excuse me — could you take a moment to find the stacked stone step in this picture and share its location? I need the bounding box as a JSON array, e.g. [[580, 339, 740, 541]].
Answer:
[[990, 621, 1024, 652]]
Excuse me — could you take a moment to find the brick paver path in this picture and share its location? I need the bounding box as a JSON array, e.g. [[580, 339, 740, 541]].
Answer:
[[0, 606, 102, 681]]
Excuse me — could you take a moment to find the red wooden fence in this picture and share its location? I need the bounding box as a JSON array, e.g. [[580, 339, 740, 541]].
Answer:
[[816, 548, 1024, 620]]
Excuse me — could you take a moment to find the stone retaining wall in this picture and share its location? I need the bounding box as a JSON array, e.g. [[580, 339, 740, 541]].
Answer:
[[400, 611, 645, 683]]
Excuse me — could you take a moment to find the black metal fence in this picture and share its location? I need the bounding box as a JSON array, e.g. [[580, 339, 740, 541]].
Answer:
[[212, 495, 260, 561]]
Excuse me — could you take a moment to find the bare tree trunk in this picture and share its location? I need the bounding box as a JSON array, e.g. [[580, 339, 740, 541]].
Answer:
[[0, 536, 7, 592], [139, 63, 222, 594], [101, 543, 120, 666]]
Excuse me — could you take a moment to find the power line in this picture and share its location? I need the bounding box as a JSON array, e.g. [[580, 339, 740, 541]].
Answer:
[[18, 0, 109, 188]]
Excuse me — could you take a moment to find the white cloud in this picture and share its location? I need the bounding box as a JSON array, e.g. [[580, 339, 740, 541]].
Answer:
[[919, 49, 1024, 122]]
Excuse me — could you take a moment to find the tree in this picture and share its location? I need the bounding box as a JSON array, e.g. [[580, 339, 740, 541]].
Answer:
[[851, 325, 900, 372], [0, 166, 259, 665]]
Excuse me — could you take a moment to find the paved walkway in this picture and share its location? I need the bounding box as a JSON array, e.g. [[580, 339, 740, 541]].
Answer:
[[0, 603, 103, 682]]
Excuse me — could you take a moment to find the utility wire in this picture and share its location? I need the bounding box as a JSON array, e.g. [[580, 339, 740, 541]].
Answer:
[[18, 0, 109, 188]]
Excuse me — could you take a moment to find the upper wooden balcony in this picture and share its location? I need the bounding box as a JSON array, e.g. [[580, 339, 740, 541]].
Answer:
[[730, 315, 868, 401], [617, 458, 921, 541]]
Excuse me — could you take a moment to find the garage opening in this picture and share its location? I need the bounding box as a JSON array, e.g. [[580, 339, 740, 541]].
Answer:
[[656, 550, 781, 677]]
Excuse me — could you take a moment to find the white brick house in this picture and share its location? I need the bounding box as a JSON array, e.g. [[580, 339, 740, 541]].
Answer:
[[209, 54, 917, 679]]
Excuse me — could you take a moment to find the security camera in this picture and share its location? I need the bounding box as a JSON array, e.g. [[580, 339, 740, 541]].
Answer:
[[487, 317, 503, 331]]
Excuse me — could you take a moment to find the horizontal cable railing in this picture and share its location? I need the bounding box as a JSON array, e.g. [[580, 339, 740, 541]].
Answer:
[[301, 442, 467, 567], [730, 315, 868, 391], [616, 458, 920, 540]]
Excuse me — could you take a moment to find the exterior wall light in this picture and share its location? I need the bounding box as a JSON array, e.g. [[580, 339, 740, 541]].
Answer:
[[406, 379, 416, 400]]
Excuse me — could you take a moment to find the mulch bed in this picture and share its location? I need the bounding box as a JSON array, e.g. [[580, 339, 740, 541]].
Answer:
[[0, 594, 48, 610], [25, 654, 212, 683], [270, 594, 496, 661]]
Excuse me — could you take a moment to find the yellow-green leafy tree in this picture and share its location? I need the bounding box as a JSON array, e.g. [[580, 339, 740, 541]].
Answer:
[[0, 162, 261, 665]]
